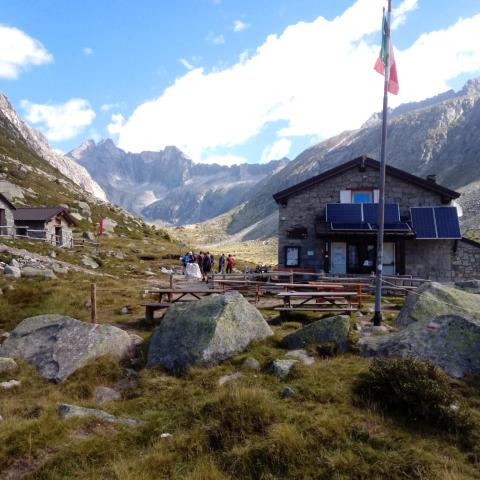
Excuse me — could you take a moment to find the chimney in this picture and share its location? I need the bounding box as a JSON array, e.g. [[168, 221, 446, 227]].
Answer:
[[426, 174, 437, 183]]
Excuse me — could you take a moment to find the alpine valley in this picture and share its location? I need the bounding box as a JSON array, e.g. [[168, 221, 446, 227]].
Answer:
[[67, 77, 480, 260]]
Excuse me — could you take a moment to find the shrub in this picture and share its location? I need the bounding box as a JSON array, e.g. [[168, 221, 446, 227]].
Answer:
[[201, 386, 276, 450], [353, 357, 473, 434]]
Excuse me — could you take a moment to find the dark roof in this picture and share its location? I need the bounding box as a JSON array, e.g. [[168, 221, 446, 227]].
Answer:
[[0, 193, 16, 210], [13, 206, 77, 225], [273, 156, 460, 203]]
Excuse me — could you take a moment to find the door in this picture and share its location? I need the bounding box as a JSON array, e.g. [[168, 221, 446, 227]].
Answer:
[[0, 209, 5, 236], [330, 242, 346, 274], [383, 242, 395, 276], [55, 226, 62, 246]]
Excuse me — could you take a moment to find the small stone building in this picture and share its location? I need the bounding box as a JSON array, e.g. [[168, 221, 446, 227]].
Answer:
[[273, 156, 480, 282], [0, 192, 16, 236], [13, 206, 77, 248]]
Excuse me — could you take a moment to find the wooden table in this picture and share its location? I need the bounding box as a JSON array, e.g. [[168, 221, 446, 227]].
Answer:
[[144, 288, 223, 321], [276, 291, 358, 313]]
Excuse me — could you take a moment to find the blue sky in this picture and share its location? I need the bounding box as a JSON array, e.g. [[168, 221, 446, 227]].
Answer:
[[0, 0, 479, 165]]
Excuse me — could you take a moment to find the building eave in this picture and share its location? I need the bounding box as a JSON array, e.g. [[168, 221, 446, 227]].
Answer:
[[272, 156, 461, 203]]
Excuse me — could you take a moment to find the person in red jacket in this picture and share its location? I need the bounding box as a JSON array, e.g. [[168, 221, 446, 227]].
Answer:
[[226, 254, 235, 274]]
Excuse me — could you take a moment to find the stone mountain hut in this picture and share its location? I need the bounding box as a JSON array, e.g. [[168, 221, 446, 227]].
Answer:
[[13, 206, 77, 247], [0, 192, 16, 236], [273, 156, 480, 282]]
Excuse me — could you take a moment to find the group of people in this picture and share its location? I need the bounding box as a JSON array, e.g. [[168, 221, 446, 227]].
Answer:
[[181, 251, 236, 281]]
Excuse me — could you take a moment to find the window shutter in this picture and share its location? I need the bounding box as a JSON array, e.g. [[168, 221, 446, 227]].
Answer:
[[340, 190, 351, 203], [373, 189, 380, 203]]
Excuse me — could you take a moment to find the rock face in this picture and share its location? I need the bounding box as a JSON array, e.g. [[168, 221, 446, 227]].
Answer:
[[0, 315, 136, 382], [395, 282, 480, 328], [281, 315, 350, 352], [147, 291, 273, 373], [358, 314, 480, 378]]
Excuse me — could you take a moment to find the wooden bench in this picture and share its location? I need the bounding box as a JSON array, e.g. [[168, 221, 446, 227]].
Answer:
[[275, 291, 358, 313], [144, 302, 171, 322]]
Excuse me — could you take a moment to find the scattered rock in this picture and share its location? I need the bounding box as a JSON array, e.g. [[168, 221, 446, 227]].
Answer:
[[0, 379, 21, 389], [454, 279, 480, 294], [9, 258, 19, 268], [58, 403, 143, 427], [395, 282, 480, 328], [358, 314, 480, 378], [71, 212, 84, 222], [114, 251, 125, 260], [4, 265, 21, 278], [280, 386, 295, 398], [0, 315, 138, 382], [94, 386, 121, 405], [160, 433, 172, 438], [269, 359, 298, 379], [284, 349, 315, 365], [144, 269, 155, 276], [355, 311, 364, 318], [242, 357, 261, 371], [281, 315, 350, 352], [0, 332, 9, 344], [120, 306, 132, 315], [21, 267, 57, 280], [129, 334, 143, 347], [147, 291, 273, 373], [218, 371, 243, 386], [81, 255, 99, 269], [0, 357, 17, 373], [76, 201, 91, 218], [48, 251, 57, 258], [102, 218, 117, 235], [52, 264, 69, 274]]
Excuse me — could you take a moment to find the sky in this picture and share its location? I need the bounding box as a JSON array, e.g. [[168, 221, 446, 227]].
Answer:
[[0, 0, 479, 166]]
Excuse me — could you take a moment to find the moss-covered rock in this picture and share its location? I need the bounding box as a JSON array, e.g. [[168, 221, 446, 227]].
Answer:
[[280, 315, 350, 352], [395, 282, 480, 328], [0, 315, 137, 382], [358, 314, 480, 378], [146, 291, 273, 373]]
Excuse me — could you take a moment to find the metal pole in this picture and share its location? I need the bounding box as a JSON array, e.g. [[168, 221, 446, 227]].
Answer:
[[373, 0, 392, 326]]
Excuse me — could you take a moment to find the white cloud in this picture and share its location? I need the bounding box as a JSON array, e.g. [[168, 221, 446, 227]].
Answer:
[[179, 58, 194, 70], [392, 0, 418, 29], [207, 33, 225, 45], [100, 102, 124, 112], [115, 0, 480, 161], [0, 25, 52, 79], [107, 113, 126, 135], [83, 47, 94, 56], [260, 138, 292, 163], [202, 153, 247, 166], [21, 98, 96, 141], [233, 20, 249, 33]]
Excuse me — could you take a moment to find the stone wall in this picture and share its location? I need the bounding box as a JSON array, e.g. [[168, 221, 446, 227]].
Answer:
[[0, 197, 14, 228], [452, 238, 480, 281], [277, 164, 445, 271]]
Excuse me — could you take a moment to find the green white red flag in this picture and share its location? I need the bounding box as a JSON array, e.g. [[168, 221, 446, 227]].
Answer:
[[374, 12, 399, 95]]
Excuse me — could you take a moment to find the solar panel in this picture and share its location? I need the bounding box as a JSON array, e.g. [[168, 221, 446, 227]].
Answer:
[[434, 207, 461, 239], [326, 203, 362, 223], [384, 222, 411, 232], [363, 203, 400, 223], [411, 207, 437, 239], [330, 222, 372, 231]]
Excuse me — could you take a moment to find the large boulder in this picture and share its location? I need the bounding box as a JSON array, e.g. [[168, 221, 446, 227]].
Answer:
[[21, 267, 57, 280], [280, 315, 350, 352], [358, 314, 480, 378], [454, 279, 480, 294], [0, 315, 137, 382], [147, 291, 273, 373], [395, 282, 480, 328]]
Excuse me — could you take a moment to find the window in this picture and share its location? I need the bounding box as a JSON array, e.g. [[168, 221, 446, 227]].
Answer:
[[285, 246, 300, 267], [352, 190, 373, 204], [286, 227, 307, 239]]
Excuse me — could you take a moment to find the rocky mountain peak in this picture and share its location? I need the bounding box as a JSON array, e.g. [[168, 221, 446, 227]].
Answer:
[[461, 77, 480, 96]]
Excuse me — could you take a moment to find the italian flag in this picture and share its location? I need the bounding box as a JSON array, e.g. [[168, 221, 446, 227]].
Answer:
[[374, 13, 399, 95]]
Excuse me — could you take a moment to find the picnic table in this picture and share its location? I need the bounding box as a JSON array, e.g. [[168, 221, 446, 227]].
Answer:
[[144, 288, 223, 321], [276, 291, 358, 313]]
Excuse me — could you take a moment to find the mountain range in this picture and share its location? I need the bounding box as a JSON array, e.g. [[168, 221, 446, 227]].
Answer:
[[68, 139, 288, 225]]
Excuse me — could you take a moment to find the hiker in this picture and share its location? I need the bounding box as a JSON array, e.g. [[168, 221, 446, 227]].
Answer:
[[218, 253, 225, 273], [188, 251, 196, 263], [209, 252, 214, 270], [202, 251, 212, 282], [181, 252, 189, 274], [226, 254, 235, 274]]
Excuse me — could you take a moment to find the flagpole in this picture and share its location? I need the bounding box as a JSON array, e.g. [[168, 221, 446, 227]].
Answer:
[[373, 0, 392, 326]]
